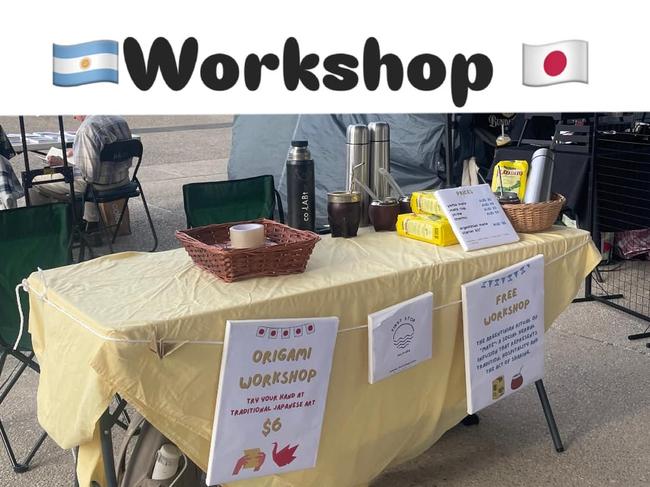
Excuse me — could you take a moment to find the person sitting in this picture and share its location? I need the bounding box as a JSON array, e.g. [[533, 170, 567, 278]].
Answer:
[[28, 115, 133, 234], [0, 124, 23, 210]]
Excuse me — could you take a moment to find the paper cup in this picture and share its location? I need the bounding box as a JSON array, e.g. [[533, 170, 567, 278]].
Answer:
[[229, 223, 265, 249]]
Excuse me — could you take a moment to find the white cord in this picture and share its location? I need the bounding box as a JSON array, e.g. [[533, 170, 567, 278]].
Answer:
[[168, 453, 187, 487], [13, 282, 26, 351], [14, 267, 50, 350], [16, 240, 591, 347], [21, 278, 223, 346], [338, 299, 464, 335]]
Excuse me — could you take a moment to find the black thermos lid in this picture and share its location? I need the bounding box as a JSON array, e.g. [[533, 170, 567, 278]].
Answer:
[[291, 140, 309, 148]]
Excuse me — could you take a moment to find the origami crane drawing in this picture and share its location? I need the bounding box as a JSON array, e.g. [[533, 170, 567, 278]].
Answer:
[[271, 442, 298, 467]]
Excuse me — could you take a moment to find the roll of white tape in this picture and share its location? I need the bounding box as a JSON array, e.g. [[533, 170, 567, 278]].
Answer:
[[229, 223, 265, 249]]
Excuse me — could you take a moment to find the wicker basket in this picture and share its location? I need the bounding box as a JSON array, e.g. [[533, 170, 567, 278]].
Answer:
[[176, 219, 320, 282], [502, 194, 566, 233]]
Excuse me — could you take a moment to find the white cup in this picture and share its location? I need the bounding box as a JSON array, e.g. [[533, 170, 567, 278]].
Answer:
[[229, 223, 265, 249]]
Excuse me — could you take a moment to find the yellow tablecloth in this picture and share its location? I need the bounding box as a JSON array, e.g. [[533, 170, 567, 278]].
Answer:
[[27, 227, 600, 487]]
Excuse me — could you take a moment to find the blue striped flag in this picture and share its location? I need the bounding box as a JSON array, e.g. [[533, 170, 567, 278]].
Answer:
[[53, 40, 119, 87]]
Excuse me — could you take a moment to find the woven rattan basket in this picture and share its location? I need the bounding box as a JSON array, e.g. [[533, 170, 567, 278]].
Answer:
[[176, 219, 320, 282], [502, 193, 566, 233]]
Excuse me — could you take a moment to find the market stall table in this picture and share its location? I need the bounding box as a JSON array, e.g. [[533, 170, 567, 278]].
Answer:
[[26, 226, 600, 487], [7, 132, 76, 154]]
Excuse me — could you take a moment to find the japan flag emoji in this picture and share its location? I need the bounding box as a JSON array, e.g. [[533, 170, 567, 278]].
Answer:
[[522, 40, 588, 86]]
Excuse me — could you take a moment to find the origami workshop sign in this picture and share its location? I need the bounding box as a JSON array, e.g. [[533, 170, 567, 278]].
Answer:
[[207, 317, 338, 485], [368, 292, 434, 384], [462, 255, 544, 414]]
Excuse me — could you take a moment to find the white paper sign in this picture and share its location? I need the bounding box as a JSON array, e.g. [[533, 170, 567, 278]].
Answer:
[[368, 292, 433, 384], [207, 317, 339, 485], [462, 255, 544, 414], [435, 184, 519, 251]]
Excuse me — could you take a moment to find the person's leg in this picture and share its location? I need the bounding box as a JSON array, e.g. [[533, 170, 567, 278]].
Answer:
[[0, 195, 16, 209], [83, 179, 129, 223], [29, 174, 67, 205]]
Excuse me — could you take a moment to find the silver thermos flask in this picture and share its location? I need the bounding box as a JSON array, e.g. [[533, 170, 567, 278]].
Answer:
[[286, 140, 315, 231], [345, 125, 370, 226], [368, 122, 390, 201], [524, 148, 555, 203]]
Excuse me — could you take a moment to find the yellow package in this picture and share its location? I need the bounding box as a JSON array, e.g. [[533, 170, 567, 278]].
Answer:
[[410, 191, 446, 216], [491, 160, 529, 199], [396, 213, 458, 247]]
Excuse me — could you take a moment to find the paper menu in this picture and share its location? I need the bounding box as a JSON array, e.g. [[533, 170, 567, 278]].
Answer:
[[434, 184, 519, 251]]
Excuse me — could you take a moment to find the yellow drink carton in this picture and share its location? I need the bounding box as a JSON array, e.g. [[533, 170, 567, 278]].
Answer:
[[396, 213, 458, 247], [410, 191, 446, 216], [491, 160, 529, 200]]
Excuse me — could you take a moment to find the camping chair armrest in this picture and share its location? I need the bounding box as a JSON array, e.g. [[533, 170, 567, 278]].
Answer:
[[21, 166, 75, 190], [274, 189, 285, 224]]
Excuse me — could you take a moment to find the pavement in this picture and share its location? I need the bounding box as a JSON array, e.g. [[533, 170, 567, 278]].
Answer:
[[1, 116, 649, 486]]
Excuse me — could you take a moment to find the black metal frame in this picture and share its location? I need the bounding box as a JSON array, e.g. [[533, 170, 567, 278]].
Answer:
[[573, 113, 650, 343], [445, 113, 454, 187], [82, 139, 158, 254], [0, 344, 48, 473], [18, 116, 97, 261], [78, 397, 131, 487], [516, 113, 561, 147]]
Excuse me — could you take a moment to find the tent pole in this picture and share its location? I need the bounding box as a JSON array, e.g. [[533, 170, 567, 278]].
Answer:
[[445, 113, 454, 188], [57, 116, 79, 229], [18, 116, 31, 206]]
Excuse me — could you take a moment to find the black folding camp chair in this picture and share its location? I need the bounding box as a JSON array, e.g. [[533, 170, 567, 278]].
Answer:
[[82, 138, 158, 253], [0, 202, 72, 472], [182, 175, 284, 228]]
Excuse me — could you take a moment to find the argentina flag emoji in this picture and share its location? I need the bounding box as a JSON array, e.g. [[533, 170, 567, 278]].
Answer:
[[53, 40, 119, 87]]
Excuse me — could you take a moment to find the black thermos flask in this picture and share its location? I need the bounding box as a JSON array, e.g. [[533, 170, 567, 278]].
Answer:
[[286, 140, 315, 231]]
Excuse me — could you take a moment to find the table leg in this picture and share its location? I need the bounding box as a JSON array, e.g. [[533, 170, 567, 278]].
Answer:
[[99, 410, 118, 487], [73, 447, 79, 487], [535, 379, 564, 453]]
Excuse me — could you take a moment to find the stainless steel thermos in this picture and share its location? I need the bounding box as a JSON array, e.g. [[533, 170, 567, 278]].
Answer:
[[524, 148, 555, 203], [368, 122, 391, 201], [345, 125, 370, 226], [286, 140, 315, 231]]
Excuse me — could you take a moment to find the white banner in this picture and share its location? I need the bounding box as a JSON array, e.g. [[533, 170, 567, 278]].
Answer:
[[207, 317, 338, 485], [2, 1, 650, 113], [462, 255, 544, 414], [368, 292, 433, 384]]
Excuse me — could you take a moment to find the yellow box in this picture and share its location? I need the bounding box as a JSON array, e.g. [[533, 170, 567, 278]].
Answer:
[[396, 213, 459, 247], [410, 191, 446, 216]]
